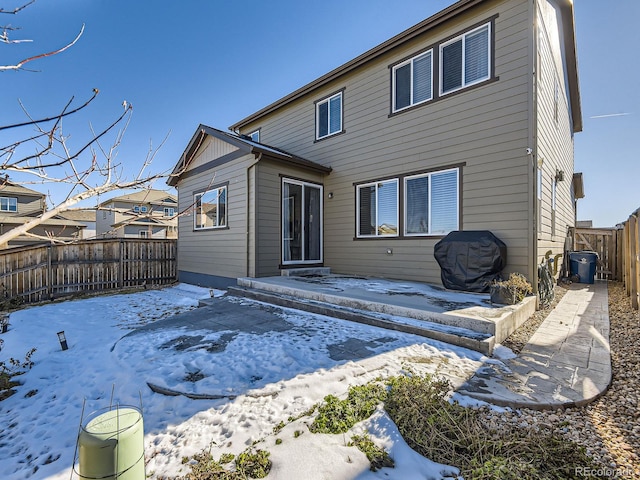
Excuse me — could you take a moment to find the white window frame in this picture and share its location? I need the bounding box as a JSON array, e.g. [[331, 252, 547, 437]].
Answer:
[[356, 179, 399, 238], [194, 185, 227, 230], [404, 168, 459, 237], [439, 22, 491, 96], [316, 91, 343, 140], [164, 207, 175, 217], [139, 230, 148, 238], [392, 49, 433, 112], [0, 197, 17, 212], [248, 130, 260, 142]]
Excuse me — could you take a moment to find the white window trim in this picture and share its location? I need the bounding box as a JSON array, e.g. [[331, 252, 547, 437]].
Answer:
[[248, 129, 260, 142], [392, 49, 433, 113], [315, 91, 343, 140], [356, 179, 399, 238], [404, 168, 459, 237], [164, 207, 175, 217], [194, 185, 227, 231], [439, 22, 491, 96], [0, 196, 18, 212], [139, 230, 148, 238]]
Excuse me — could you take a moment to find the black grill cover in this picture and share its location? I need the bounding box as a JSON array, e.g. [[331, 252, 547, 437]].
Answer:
[[434, 231, 507, 293]]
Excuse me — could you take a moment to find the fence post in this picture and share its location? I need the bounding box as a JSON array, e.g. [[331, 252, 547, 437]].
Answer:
[[636, 216, 640, 310], [630, 215, 638, 309], [47, 245, 53, 300], [118, 239, 124, 289]]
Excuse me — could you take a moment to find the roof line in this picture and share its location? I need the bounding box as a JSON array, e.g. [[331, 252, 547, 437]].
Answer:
[[229, 0, 482, 131]]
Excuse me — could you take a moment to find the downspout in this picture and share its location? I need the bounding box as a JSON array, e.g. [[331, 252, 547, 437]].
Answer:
[[246, 153, 262, 277], [529, 0, 540, 296]]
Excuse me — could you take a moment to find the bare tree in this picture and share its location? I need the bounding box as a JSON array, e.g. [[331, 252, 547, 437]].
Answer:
[[0, 1, 181, 247]]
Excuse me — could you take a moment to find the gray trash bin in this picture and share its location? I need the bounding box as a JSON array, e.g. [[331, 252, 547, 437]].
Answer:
[[569, 251, 598, 284]]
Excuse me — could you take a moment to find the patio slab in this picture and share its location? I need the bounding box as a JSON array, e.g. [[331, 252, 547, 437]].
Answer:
[[235, 274, 536, 354]]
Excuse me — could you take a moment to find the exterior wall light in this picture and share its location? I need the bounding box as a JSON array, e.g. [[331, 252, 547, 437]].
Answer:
[[57, 331, 68, 351]]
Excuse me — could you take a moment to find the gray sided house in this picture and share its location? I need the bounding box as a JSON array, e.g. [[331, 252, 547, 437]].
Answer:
[[0, 181, 85, 249], [170, 0, 582, 291], [96, 190, 178, 239]]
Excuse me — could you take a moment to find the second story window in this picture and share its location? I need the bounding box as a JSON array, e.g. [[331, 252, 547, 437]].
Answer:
[[164, 207, 175, 217], [316, 91, 342, 140], [0, 197, 17, 212], [248, 130, 260, 142], [393, 50, 433, 112], [440, 22, 491, 95]]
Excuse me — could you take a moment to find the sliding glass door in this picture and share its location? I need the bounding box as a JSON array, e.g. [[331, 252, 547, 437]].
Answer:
[[282, 179, 322, 264]]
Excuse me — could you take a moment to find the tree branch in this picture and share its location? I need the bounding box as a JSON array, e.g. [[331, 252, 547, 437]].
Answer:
[[0, 23, 84, 72]]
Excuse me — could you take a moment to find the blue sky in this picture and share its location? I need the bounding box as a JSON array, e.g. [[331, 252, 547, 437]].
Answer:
[[1, 0, 638, 227]]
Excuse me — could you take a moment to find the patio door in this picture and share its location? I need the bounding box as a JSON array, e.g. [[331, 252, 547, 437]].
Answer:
[[282, 179, 323, 264]]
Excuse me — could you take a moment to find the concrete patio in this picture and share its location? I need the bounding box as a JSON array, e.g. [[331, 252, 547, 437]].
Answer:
[[231, 274, 537, 355]]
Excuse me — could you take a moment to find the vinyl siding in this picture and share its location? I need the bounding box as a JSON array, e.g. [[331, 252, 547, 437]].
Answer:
[[12, 194, 43, 216], [176, 136, 253, 281], [240, 0, 533, 284], [535, 0, 575, 266]]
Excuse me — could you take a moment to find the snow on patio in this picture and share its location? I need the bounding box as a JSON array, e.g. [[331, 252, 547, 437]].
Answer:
[[0, 283, 494, 479]]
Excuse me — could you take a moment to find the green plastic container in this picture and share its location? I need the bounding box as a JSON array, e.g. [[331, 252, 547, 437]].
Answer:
[[78, 406, 145, 480]]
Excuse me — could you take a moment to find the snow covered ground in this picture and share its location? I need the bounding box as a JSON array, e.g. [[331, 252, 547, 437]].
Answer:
[[0, 284, 495, 479]]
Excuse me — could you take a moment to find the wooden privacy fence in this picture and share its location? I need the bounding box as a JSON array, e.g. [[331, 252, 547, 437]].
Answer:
[[620, 210, 640, 309], [574, 227, 623, 281], [0, 239, 177, 305]]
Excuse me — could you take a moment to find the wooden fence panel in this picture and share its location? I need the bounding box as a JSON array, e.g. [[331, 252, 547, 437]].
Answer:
[[574, 227, 621, 281], [0, 239, 177, 305]]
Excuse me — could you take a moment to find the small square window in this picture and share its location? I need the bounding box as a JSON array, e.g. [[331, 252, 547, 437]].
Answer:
[[316, 91, 343, 140], [248, 130, 260, 142], [194, 186, 227, 230], [164, 207, 175, 217], [0, 197, 18, 212]]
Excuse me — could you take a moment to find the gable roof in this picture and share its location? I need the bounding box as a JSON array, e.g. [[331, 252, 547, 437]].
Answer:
[[0, 180, 45, 198], [229, 0, 581, 133], [168, 124, 331, 187], [59, 209, 97, 223], [98, 189, 177, 207]]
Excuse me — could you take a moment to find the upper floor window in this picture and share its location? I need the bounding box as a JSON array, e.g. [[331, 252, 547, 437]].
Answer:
[[357, 179, 398, 237], [0, 197, 17, 212], [404, 168, 459, 236], [393, 50, 433, 112], [248, 130, 260, 142], [164, 207, 175, 217], [316, 91, 343, 140], [194, 185, 227, 230], [133, 205, 148, 213], [440, 23, 491, 95]]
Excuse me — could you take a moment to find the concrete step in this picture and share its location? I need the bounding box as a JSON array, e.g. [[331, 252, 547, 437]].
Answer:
[[226, 286, 495, 355]]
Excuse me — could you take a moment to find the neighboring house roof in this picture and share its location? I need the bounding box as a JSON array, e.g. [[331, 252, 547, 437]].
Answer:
[[98, 189, 177, 207], [59, 209, 97, 223], [168, 125, 332, 187], [229, 0, 582, 133], [0, 214, 85, 228], [0, 180, 45, 198]]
